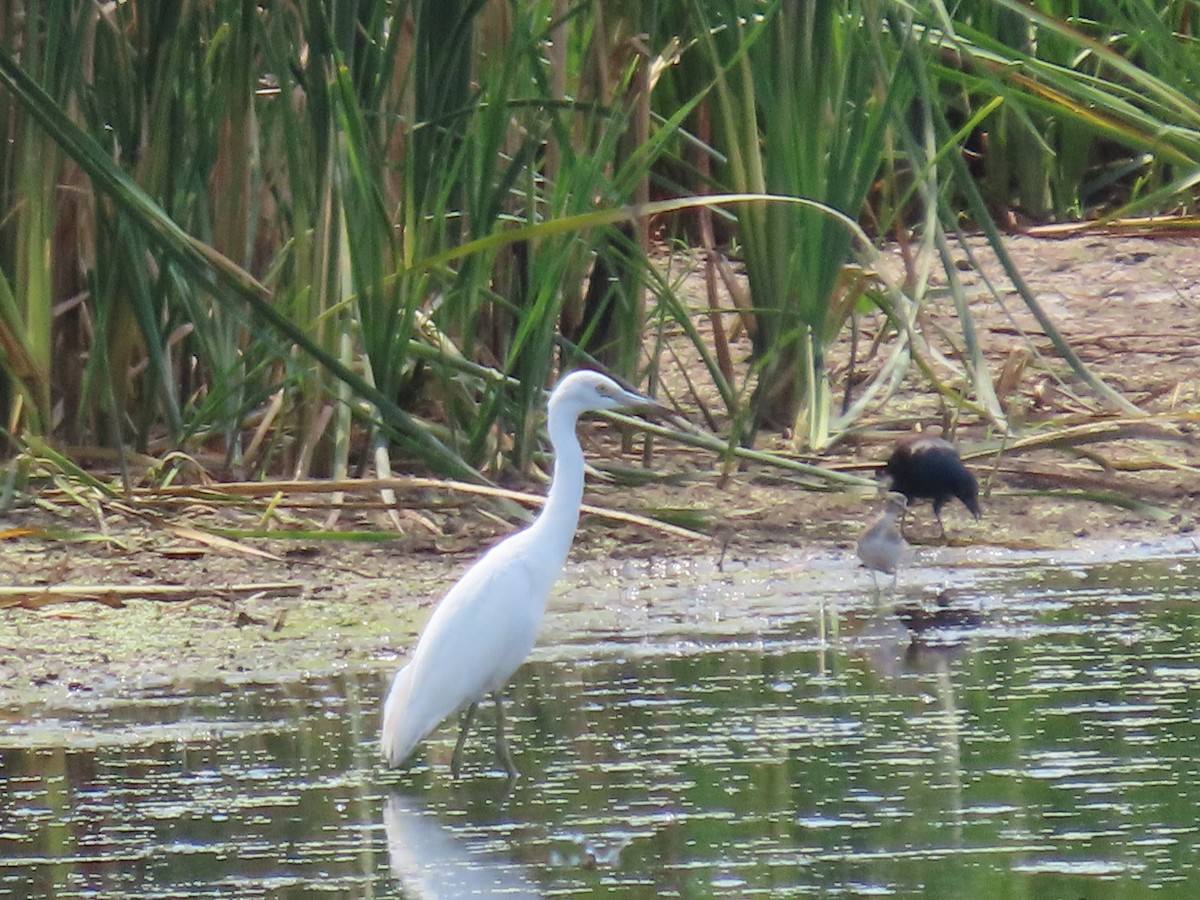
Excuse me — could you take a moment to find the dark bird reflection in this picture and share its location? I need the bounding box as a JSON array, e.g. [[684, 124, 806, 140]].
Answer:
[[854, 605, 976, 847], [384, 791, 543, 899], [895, 590, 984, 637], [856, 593, 983, 686]]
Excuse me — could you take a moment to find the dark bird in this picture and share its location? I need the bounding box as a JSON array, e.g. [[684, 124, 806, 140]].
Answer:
[[881, 434, 981, 536]]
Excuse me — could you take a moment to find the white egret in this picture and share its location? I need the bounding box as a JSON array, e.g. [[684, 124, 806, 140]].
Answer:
[[381, 370, 669, 777], [857, 491, 908, 593]]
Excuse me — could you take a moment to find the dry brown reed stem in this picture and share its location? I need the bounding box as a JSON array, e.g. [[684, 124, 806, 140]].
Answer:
[[137, 477, 710, 542]]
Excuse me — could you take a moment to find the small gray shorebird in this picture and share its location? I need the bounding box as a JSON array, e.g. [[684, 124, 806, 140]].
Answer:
[[857, 492, 909, 593]]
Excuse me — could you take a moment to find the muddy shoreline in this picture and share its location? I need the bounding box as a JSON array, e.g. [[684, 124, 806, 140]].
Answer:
[[3, 232, 1198, 717]]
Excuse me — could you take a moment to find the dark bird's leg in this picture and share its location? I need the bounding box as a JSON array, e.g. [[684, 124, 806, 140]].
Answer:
[[933, 499, 948, 541], [492, 692, 520, 778], [451, 701, 479, 778], [714, 523, 734, 572]]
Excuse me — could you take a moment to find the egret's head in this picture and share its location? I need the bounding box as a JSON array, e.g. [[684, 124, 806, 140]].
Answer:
[[549, 370, 671, 418]]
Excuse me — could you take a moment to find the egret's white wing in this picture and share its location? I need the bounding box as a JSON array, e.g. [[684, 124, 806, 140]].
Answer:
[[381, 531, 549, 766]]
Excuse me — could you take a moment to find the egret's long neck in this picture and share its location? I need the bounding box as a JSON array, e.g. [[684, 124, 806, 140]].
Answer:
[[527, 402, 585, 564]]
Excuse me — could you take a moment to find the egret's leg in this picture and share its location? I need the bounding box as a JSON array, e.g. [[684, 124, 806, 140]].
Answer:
[[492, 692, 520, 778], [451, 702, 478, 778]]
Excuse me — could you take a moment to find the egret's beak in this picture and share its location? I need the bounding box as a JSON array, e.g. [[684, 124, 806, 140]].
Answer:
[[633, 396, 675, 419], [604, 376, 688, 428], [626, 393, 686, 428]]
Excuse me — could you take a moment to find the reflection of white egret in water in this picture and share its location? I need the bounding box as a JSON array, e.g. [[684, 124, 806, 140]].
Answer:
[[384, 792, 543, 899]]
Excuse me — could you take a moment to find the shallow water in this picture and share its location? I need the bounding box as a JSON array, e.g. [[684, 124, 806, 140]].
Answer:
[[3, 538, 1200, 897]]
